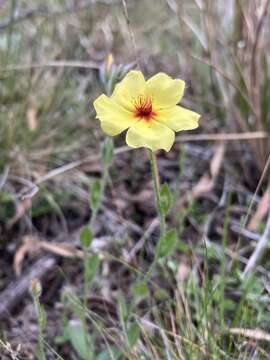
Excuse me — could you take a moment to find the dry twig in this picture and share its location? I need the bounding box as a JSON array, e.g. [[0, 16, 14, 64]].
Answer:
[[242, 211, 270, 278]]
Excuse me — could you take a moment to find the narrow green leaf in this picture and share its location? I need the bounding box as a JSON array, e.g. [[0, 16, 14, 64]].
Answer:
[[67, 320, 93, 360], [55, 324, 70, 345], [102, 138, 114, 166], [159, 183, 173, 215], [157, 228, 178, 259], [85, 254, 100, 284], [127, 323, 140, 347], [80, 226, 92, 248], [39, 304, 47, 331], [118, 295, 128, 325], [132, 282, 149, 298], [90, 180, 102, 212], [96, 346, 119, 360]]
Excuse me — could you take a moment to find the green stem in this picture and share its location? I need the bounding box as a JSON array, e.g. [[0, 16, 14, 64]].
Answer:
[[144, 150, 166, 283], [33, 298, 46, 360], [81, 144, 112, 359], [84, 144, 111, 301], [82, 246, 91, 358], [148, 149, 165, 236], [89, 164, 109, 228]]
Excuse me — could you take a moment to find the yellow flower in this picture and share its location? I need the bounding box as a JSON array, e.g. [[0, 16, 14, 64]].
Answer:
[[93, 71, 200, 152]]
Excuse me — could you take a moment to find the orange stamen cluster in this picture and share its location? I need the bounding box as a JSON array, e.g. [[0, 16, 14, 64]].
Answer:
[[133, 95, 155, 121]]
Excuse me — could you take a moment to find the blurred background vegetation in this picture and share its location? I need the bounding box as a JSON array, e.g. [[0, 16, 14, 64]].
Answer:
[[1, 0, 270, 359]]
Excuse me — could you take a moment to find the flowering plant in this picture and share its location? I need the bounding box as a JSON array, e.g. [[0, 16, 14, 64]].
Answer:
[[94, 70, 200, 151]]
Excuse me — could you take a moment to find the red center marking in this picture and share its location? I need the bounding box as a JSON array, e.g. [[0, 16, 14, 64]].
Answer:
[[133, 95, 156, 121]]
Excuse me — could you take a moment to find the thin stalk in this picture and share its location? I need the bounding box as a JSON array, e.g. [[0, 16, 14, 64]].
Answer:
[[89, 164, 110, 228], [82, 245, 92, 359], [148, 149, 166, 236], [84, 142, 112, 302], [5, 0, 17, 66], [220, 192, 231, 330], [143, 150, 166, 282], [33, 296, 46, 360], [81, 147, 111, 358]]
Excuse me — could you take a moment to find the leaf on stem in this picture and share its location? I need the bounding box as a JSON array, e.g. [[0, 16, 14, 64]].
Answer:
[[85, 254, 100, 284], [159, 183, 173, 215], [80, 226, 92, 248], [157, 228, 178, 259], [90, 180, 102, 212], [102, 137, 114, 166]]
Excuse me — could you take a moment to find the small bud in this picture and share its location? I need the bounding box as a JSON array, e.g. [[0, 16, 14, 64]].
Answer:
[[98, 54, 135, 95], [30, 278, 42, 299], [106, 53, 114, 73]]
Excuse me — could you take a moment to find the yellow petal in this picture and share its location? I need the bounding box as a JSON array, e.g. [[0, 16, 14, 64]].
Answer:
[[126, 120, 175, 152], [100, 120, 130, 136], [93, 94, 134, 136], [112, 71, 146, 110], [146, 73, 185, 108], [155, 105, 200, 132]]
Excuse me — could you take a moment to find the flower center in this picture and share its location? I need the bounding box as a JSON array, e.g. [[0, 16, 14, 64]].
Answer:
[[133, 95, 155, 121]]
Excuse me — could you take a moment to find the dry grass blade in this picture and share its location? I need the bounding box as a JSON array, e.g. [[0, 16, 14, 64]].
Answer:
[[242, 211, 270, 278], [14, 235, 84, 276], [14, 236, 41, 276], [191, 173, 215, 200], [0, 60, 99, 72], [192, 142, 225, 199], [248, 182, 270, 231], [7, 198, 32, 230], [210, 142, 225, 177], [176, 131, 269, 142], [229, 328, 270, 342], [39, 241, 83, 259], [26, 107, 38, 131], [175, 142, 225, 210], [242, 152, 270, 229]]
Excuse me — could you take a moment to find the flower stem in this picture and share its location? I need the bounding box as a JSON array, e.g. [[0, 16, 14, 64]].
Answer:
[[148, 149, 166, 236], [34, 297, 46, 360], [89, 164, 110, 229], [81, 146, 111, 358], [144, 150, 166, 283], [30, 281, 46, 360]]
